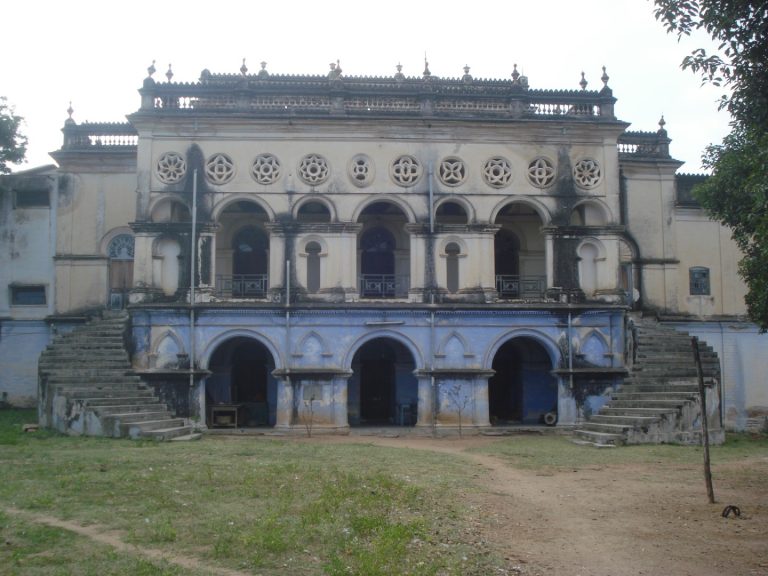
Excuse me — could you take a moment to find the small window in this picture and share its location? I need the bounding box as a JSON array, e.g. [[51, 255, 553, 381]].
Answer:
[[689, 267, 710, 295], [10, 285, 46, 305], [14, 189, 49, 208], [306, 242, 322, 294], [445, 242, 461, 294]]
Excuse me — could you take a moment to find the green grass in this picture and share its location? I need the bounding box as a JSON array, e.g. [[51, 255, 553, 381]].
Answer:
[[0, 510, 208, 576], [472, 431, 768, 471], [0, 409, 504, 575]]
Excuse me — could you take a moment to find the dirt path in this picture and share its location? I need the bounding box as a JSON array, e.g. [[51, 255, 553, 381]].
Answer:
[[312, 435, 768, 576], [4, 507, 253, 576], [6, 435, 767, 575]]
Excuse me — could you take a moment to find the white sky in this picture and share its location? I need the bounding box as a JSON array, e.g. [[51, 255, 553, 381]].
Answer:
[[6, 0, 731, 172]]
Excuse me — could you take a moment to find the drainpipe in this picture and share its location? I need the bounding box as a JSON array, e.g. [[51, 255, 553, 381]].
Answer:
[[428, 163, 435, 305], [430, 310, 436, 435], [567, 311, 574, 391], [189, 169, 197, 391], [285, 259, 292, 423]]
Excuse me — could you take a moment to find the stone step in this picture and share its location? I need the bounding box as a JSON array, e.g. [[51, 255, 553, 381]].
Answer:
[[107, 411, 173, 424], [120, 418, 186, 436], [84, 395, 158, 406], [140, 426, 198, 441], [612, 391, 697, 400], [579, 422, 637, 434], [589, 414, 663, 426], [619, 385, 699, 394], [598, 407, 679, 416], [572, 429, 625, 446], [607, 399, 688, 409], [64, 388, 154, 399], [94, 404, 168, 415]]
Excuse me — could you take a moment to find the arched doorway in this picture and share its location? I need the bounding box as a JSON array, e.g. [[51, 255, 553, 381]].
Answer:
[[357, 202, 410, 298], [107, 234, 134, 309], [206, 337, 277, 427], [232, 226, 269, 297], [489, 338, 557, 425], [348, 338, 417, 426], [494, 203, 546, 299]]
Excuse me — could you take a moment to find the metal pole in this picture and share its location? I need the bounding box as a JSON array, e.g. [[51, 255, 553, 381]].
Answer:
[[189, 169, 197, 389]]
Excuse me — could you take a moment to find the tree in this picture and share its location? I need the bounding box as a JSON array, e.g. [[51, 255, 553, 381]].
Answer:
[[0, 97, 27, 174], [653, 1, 768, 330]]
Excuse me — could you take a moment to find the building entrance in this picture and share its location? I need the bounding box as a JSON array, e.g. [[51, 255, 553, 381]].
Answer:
[[205, 337, 276, 427], [489, 337, 557, 425], [349, 338, 417, 426]]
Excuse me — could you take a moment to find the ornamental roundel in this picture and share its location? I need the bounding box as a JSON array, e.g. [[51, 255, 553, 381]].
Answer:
[[205, 153, 236, 185], [298, 153, 330, 185], [156, 152, 187, 184], [573, 158, 602, 189], [526, 157, 556, 188], [483, 156, 513, 188], [390, 155, 423, 187], [348, 154, 374, 187], [438, 156, 467, 187], [251, 153, 281, 185]]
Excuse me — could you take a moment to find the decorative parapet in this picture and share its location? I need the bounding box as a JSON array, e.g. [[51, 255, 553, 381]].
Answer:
[[675, 173, 708, 207], [135, 65, 618, 121], [61, 121, 138, 150], [617, 117, 672, 160]]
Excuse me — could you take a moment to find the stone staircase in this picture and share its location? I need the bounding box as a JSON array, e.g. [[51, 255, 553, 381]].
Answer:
[[38, 311, 198, 441], [573, 319, 724, 446]]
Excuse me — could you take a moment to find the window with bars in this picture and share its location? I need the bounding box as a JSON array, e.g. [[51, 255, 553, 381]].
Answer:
[[689, 267, 710, 295]]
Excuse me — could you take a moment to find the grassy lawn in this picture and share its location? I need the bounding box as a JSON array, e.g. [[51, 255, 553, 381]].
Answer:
[[0, 410, 501, 575], [2, 408, 766, 575], [472, 430, 768, 471]]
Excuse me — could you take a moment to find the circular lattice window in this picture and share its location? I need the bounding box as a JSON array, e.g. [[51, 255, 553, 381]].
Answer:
[[527, 157, 556, 188], [483, 156, 513, 188], [205, 153, 236, 185], [156, 152, 187, 184], [348, 154, 374, 187], [252, 153, 281, 185], [391, 155, 422, 187], [573, 158, 602, 189], [298, 154, 330, 185], [438, 157, 467, 187]]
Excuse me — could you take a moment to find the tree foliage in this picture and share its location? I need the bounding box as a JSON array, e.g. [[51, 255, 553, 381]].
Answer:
[[654, 1, 768, 330], [0, 97, 27, 174]]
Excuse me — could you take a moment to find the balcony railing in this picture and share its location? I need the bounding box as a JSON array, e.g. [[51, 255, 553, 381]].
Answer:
[[216, 274, 268, 299], [496, 275, 546, 299], [359, 274, 409, 299]]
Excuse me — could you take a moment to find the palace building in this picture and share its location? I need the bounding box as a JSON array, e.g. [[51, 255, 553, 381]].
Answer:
[[2, 60, 765, 439]]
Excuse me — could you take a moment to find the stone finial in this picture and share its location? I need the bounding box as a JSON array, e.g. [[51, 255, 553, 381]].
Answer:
[[147, 60, 156, 78], [601, 65, 610, 87], [240, 58, 248, 76], [394, 62, 405, 81], [65, 101, 75, 125], [511, 64, 520, 83], [423, 55, 431, 78], [462, 65, 472, 83], [258, 61, 269, 78], [328, 60, 343, 80], [166, 63, 174, 82], [658, 115, 667, 134], [579, 71, 588, 91]]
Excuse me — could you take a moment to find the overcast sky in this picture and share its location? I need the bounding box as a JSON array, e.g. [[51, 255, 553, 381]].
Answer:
[[6, 0, 731, 172]]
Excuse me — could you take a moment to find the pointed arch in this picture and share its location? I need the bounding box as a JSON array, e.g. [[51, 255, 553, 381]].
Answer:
[[436, 331, 475, 362], [292, 330, 333, 359], [152, 329, 185, 369]]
